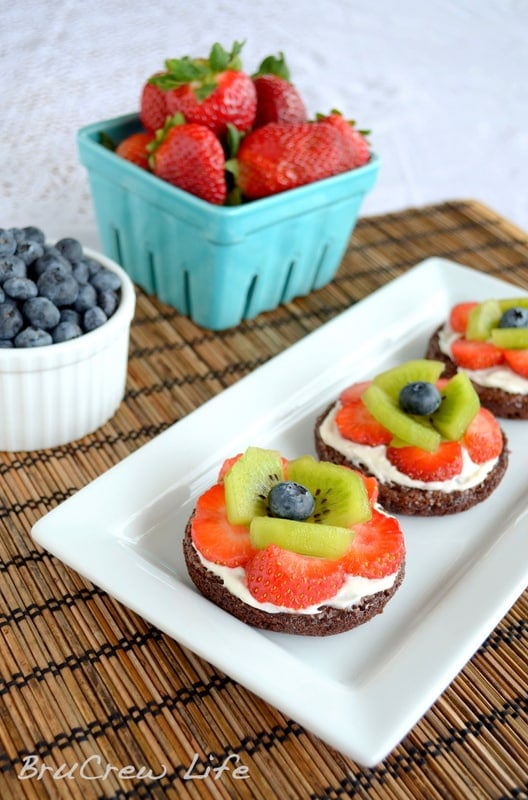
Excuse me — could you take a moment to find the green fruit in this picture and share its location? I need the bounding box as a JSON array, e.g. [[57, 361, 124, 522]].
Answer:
[[224, 446, 284, 525], [466, 300, 502, 341], [372, 359, 445, 401], [288, 455, 371, 526], [433, 372, 480, 440], [249, 516, 353, 559], [498, 297, 528, 311], [490, 328, 528, 349], [362, 383, 441, 452]]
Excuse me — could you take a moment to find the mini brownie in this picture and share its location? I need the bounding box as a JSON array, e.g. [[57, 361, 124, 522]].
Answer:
[[183, 447, 406, 637], [314, 359, 509, 517]]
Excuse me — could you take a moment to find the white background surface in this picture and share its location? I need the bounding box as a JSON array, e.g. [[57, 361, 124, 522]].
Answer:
[[2, 0, 528, 248]]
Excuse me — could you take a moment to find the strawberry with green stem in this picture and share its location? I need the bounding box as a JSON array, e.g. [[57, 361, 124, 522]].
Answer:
[[252, 52, 307, 127]]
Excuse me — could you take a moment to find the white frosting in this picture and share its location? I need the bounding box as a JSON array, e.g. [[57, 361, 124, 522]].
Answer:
[[196, 548, 397, 614], [438, 326, 528, 395], [319, 404, 498, 492]]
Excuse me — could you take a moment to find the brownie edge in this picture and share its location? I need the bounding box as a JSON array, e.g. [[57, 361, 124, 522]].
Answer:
[[182, 520, 405, 637]]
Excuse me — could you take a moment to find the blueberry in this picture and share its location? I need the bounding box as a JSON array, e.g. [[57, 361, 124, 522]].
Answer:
[[37, 268, 79, 306], [14, 327, 53, 348], [60, 308, 81, 325], [72, 260, 89, 284], [399, 381, 442, 415], [23, 296, 61, 330], [55, 237, 83, 262], [90, 266, 121, 292], [74, 282, 97, 312], [0, 339, 13, 348], [0, 229, 17, 257], [3, 277, 38, 301], [83, 257, 102, 277], [21, 226, 45, 244], [268, 481, 316, 521], [0, 301, 24, 339], [0, 255, 26, 284], [83, 306, 108, 332], [32, 251, 72, 279], [98, 288, 118, 317], [52, 320, 83, 343], [15, 239, 44, 265], [498, 307, 528, 328], [0, 287, 4, 304]]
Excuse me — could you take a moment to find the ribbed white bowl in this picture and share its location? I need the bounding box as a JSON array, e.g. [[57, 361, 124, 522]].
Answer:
[[0, 249, 136, 451]]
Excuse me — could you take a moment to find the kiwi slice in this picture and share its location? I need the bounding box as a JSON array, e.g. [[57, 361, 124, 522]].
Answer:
[[287, 455, 371, 527], [490, 328, 528, 349], [224, 446, 285, 525], [432, 372, 479, 440], [249, 516, 353, 559], [362, 384, 441, 452], [465, 300, 502, 341], [498, 297, 528, 311], [372, 359, 445, 402]]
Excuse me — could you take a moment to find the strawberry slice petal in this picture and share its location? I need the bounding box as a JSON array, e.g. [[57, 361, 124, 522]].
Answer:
[[449, 302, 479, 334], [341, 510, 405, 579], [191, 483, 256, 567], [463, 407, 503, 463], [335, 400, 392, 446], [386, 441, 463, 482], [503, 348, 528, 378], [451, 338, 504, 370]]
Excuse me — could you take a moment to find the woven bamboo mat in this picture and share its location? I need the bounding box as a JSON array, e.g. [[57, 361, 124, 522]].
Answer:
[[0, 199, 527, 800]]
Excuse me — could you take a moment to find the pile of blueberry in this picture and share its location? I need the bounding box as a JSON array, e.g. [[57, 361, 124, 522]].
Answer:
[[0, 226, 122, 348]]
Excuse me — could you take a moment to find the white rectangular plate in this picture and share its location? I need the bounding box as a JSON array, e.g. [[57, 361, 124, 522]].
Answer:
[[32, 258, 528, 767]]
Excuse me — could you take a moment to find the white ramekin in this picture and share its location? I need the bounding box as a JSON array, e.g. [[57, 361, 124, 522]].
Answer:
[[0, 248, 136, 451]]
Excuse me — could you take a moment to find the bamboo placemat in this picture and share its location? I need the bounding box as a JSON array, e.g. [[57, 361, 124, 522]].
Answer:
[[0, 200, 527, 800]]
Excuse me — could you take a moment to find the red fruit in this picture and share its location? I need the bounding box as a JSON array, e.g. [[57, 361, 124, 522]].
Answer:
[[319, 112, 370, 168], [152, 41, 257, 138], [191, 483, 256, 567], [335, 400, 392, 446], [233, 118, 364, 200], [245, 544, 345, 609], [503, 348, 528, 378], [359, 473, 379, 505], [463, 407, 503, 464], [449, 302, 478, 334], [253, 75, 307, 126], [339, 381, 372, 405], [341, 509, 405, 579], [149, 120, 227, 204], [386, 441, 463, 482], [451, 338, 504, 370], [140, 73, 169, 132], [115, 131, 155, 169], [218, 453, 243, 481]]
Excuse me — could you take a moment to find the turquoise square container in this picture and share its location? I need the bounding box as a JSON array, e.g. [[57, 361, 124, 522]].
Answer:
[[78, 113, 380, 330]]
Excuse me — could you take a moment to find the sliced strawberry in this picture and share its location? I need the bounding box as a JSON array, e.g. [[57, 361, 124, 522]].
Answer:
[[503, 348, 528, 378], [191, 483, 256, 567], [358, 472, 379, 505], [335, 400, 392, 446], [451, 338, 504, 370], [339, 381, 372, 405], [245, 544, 345, 609], [341, 510, 405, 579], [386, 441, 463, 482], [463, 407, 503, 463], [449, 302, 478, 334]]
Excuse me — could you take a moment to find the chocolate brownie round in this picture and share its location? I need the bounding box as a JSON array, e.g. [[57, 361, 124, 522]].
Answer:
[[183, 519, 406, 636], [426, 325, 528, 419]]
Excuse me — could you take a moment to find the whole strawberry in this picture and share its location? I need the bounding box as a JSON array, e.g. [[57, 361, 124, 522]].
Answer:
[[116, 130, 155, 169], [230, 114, 370, 200], [148, 115, 227, 205], [140, 72, 169, 132], [252, 52, 307, 127], [149, 41, 257, 139], [319, 111, 370, 168]]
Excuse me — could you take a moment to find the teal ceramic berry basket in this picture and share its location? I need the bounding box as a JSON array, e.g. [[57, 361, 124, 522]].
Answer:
[[77, 113, 380, 330]]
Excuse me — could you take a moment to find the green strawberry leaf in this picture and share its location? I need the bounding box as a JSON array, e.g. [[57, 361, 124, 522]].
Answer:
[[253, 52, 291, 80]]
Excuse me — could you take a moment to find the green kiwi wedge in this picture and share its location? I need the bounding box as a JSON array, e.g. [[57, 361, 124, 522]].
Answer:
[[362, 383, 441, 452], [287, 455, 371, 527], [224, 447, 285, 525], [498, 297, 528, 311], [372, 359, 445, 402], [466, 300, 502, 341], [249, 516, 353, 559], [490, 328, 528, 349], [433, 372, 480, 440]]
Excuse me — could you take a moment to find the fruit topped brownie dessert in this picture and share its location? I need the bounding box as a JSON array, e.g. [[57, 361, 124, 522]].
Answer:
[[315, 359, 509, 516], [425, 298, 528, 418], [183, 446, 405, 636]]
